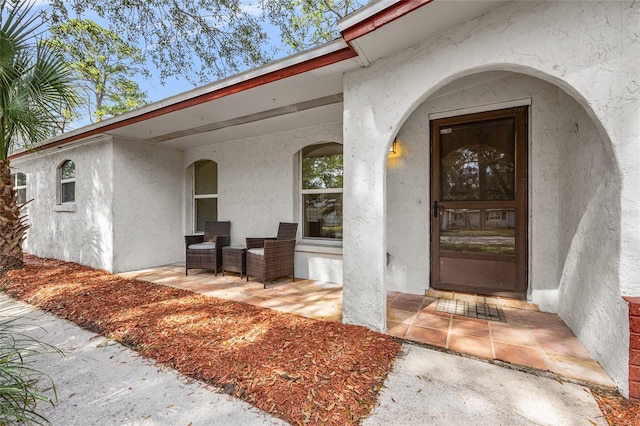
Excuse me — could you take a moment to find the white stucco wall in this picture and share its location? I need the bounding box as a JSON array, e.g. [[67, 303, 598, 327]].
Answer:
[[183, 122, 344, 283], [554, 94, 628, 393], [344, 0, 637, 395], [12, 137, 115, 271], [111, 139, 185, 272]]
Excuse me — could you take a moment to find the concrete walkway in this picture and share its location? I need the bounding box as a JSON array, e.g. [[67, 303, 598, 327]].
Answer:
[[0, 295, 607, 425]]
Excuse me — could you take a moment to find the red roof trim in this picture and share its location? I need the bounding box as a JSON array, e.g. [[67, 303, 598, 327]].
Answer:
[[11, 46, 357, 159], [342, 0, 434, 43]]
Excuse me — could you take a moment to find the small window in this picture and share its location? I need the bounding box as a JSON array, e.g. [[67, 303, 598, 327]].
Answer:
[[193, 160, 218, 232], [59, 160, 76, 204], [301, 143, 343, 240], [487, 210, 506, 221], [12, 172, 27, 205]]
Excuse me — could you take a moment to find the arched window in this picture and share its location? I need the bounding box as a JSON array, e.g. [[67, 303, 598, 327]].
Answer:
[[193, 160, 218, 232], [301, 143, 343, 240], [58, 160, 76, 204], [12, 172, 27, 205]]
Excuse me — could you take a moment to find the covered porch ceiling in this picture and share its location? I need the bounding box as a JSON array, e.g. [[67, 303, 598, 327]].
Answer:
[[105, 56, 359, 151]]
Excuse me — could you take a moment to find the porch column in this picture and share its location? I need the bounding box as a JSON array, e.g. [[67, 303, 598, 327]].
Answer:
[[341, 81, 391, 332]]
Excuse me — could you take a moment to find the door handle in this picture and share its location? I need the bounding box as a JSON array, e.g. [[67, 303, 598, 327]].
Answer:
[[433, 201, 439, 218]]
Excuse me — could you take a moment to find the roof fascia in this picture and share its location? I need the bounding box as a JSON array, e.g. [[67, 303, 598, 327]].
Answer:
[[340, 0, 434, 43]]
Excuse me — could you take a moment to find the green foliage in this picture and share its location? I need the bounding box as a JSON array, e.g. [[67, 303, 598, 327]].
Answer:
[[46, 1, 373, 86], [263, 0, 372, 51], [0, 0, 77, 159], [302, 153, 343, 190], [50, 0, 272, 85], [48, 18, 148, 123], [0, 310, 62, 425]]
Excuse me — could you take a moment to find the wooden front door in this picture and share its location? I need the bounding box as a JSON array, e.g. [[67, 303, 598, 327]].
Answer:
[[430, 106, 528, 298]]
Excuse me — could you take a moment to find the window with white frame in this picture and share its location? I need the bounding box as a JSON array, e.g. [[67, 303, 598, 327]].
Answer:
[[193, 160, 218, 233], [301, 143, 343, 240], [59, 160, 75, 204], [12, 172, 27, 205]]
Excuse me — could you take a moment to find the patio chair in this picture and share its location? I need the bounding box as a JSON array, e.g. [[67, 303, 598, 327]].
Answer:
[[185, 221, 231, 276], [246, 222, 298, 288]]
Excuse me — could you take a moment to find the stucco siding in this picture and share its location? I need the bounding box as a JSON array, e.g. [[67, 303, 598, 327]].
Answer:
[[111, 139, 184, 272], [555, 95, 627, 394], [12, 137, 115, 271]]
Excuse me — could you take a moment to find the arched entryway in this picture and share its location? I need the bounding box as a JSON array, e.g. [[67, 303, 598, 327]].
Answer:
[[383, 68, 623, 390]]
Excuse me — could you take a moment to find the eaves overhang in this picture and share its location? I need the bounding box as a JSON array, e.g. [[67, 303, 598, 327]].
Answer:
[[10, 39, 357, 159], [338, 0, 509, 65]]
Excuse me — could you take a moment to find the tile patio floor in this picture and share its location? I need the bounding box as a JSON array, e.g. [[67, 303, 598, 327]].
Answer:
[[119, 264, 615, 391]]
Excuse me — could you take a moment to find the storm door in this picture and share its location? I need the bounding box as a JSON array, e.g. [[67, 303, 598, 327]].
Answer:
[[430, 106, 528, 298]]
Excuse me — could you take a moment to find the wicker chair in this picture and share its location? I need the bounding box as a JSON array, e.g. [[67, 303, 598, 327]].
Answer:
[[246, 222, 298, 288], [185, 221, 231, 276]]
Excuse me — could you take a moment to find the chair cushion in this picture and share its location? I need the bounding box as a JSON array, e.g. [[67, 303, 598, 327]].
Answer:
[[188, 242, 216, 250], [248, 248, 264, 256]]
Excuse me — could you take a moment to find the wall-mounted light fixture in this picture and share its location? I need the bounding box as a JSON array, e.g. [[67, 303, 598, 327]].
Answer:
[[389, 138, 398, 154]]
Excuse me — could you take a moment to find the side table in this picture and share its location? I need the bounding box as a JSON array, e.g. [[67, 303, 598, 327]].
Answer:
[[222, 246, 247, 278]]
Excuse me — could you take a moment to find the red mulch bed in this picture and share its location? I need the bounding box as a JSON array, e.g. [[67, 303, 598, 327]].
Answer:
[[1, 255, 402, 425], [592, 389, 640, 426]]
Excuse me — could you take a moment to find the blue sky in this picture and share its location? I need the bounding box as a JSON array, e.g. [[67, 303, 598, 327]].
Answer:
[[134, 2, 286, 103]]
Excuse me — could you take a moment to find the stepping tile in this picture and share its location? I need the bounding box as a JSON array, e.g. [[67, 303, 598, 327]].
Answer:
[[387, 308, 417, 324], [493, 342, 550, 371], [413, 312, 451, 331], [387, 321, 410, 339], [406, 325, 447, 347], [450, 318, 491, 339], [545, 354, 616, 388], [389, 298, 423, 313], [490, 323, 540, 347], [447, 334, 494, 360]]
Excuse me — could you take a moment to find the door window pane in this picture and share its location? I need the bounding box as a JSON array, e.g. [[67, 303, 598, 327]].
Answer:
[[440, 118, 515, 201], [440, 208, 515, 255]]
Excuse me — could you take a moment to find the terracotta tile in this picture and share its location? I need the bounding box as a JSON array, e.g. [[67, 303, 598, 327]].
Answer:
[[523, 311, 566, 328], [388, 298, 423, 312], [493, 342, 550, 371], [386, 321, 410, 339], [447, 334, 494, 360], [534, 333, 593, 359], [422, 296, 437, 305], [394, 293, 426, 304], [418, 302, 450, 318], [450, 318, 491, 339], [405, 325, 447, 348], [546, 354, 616, 388], [386, 308, 417, 324], [452, 314, 489, 324], [413, 312, 450, 331], [490, 323, 540, 347]]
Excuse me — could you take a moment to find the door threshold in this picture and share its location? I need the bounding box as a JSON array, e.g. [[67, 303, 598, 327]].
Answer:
[[425, 289, 539, 311]]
